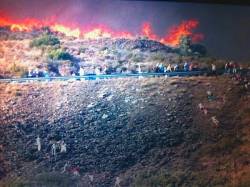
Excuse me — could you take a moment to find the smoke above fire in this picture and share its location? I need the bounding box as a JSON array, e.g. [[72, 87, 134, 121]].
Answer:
[[0, 14, 203, 46]]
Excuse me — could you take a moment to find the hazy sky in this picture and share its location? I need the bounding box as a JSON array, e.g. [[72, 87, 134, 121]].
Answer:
[[1, 0, 250, 62]]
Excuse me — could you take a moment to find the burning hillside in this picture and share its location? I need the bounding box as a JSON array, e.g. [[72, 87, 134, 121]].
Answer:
[[0, 12, 208, 79], [0, 18, 209, 79], [0, 13, 203, 46]]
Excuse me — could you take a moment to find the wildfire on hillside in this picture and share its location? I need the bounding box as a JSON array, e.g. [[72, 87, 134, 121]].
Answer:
[[0, 15, 203, 46], [161, 20, 204, 46]]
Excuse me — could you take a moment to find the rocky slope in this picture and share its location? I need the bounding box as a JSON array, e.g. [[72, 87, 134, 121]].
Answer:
[[0, 75, 250, 186]]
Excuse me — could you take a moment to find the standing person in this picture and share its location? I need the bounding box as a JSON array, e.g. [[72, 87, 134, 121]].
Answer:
[[211, 116, 220, 127], [174, 64, 178, 71], [159, 63, 164, 73], [36, 136, 41, 151], [229, 61, 234, 74], [211, 64, 217, 76], [103, 65, 108, 74], [34, 68, 39, 78], [207, 90, 214, 101], [233, 63, 237, 74], [198, 103, 204, 111], [60, 141, 67, 153], [28, 68, 33, 78], [95, 67, 101, 75], [79, 67, 85, 80], [71, 72, 77, 81], [51, 143, 56, 156], [95, 66, 101, 80], [137, 64, 142, 74], [88, 174, 94, 186], [167, 64, 172, 72], [189, 63, 193, 71], [184, 62, 189, 71], [155, 63, 160, 73], [164, 65, 167, 73], [114, 177, 121, 187], [239, 64, 243, 74], [61, 161, 70, 173], [225, 62, 229, 74], [44, 70, 50, 82]]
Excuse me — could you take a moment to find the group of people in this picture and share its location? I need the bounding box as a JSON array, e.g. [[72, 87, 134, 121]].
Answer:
[[198, 90, 220, 128], [36, 136, 67, 156], [224, 61, 240, 74], [210, 61, 243, 76], [154, 62, 198, 73], [28, 68, 49, 78], [36, 134, 123, 185], [78, 66, 107, 77], [27, 60, 245, 80], [77, 61, 199, 77]]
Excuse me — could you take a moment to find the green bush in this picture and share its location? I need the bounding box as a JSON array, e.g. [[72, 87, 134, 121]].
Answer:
[[178, 35, 192, 56], [178, 35, 207, 57], [47, 60, 59, 75], [30, 34, 60, 48], [48, 49, 72, 60]]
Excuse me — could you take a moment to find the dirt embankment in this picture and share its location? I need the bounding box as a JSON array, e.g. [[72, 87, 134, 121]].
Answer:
[[0, 76, 249, 186]]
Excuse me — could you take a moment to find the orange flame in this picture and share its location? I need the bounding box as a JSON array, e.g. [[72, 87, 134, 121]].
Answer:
[[51, 24, 81, 38], [142, 22, 158, 40], [0, 14, 203, 46], [161, 20, 204, 46], [83, 28, 112, 39]]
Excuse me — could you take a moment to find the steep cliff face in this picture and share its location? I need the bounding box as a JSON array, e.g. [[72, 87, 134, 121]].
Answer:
[[0, 75, 249, 186]]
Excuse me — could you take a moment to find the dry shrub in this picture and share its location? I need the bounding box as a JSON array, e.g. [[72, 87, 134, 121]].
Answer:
[[0, 60, 28, 78]]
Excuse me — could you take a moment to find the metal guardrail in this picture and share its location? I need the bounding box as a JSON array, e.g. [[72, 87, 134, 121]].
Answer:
[[0, 71, 205, 83]]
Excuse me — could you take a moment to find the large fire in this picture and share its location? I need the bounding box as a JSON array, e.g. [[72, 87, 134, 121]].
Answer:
[[161, 20, 204, 46], [142, 22, 158, 41], [0, 15, 203, 46]]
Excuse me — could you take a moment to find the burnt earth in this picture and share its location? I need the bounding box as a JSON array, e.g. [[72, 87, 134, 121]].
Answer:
[[0, 76, 249, 186]]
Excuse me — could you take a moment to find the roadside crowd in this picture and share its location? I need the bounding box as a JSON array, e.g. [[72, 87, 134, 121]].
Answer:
[[26, 60, 247, 79]]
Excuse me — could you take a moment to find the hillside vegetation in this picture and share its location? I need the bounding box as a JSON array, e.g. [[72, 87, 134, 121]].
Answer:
[[0, 29, 217, 78], [1, 29, 250, 187]]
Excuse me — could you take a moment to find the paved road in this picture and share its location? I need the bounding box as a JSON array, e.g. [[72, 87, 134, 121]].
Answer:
[[0, 71, 205, 83]]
